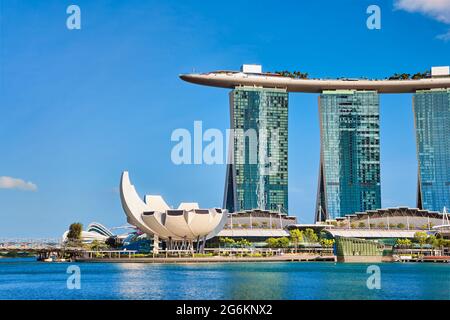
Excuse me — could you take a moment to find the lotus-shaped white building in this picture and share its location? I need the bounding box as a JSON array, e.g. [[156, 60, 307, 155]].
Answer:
[[120, 171, 227, 252]]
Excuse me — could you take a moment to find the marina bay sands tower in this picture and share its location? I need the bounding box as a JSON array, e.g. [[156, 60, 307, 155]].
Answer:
[[180, 65, 450, 220], [223, 84, 289, 213], [316, 90, 381, 221], [414, 87, 450, 212]]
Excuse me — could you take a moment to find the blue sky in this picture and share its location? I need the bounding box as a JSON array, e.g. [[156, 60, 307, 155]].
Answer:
[[1, 0, 449, 237]]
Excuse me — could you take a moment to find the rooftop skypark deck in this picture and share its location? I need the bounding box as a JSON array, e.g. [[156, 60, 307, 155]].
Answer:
[[180, 66, 450, 93]]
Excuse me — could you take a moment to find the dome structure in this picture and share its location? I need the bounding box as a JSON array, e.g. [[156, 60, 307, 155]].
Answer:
[[86, 222, 113, 237], [62, 226, 111, 244], [120, 171, 227, 242]]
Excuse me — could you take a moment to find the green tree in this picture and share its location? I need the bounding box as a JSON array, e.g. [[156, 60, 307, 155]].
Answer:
[[236, 238, 252, 248], [412, 71, 430, 79], [266, 238, 279, 248], [304, 228, 319, 243], [219, 237, 236, 248], [265, 237, 289, 248], [397, 223, 405, 229], [289, 229, 304, 250], [105, 236, 122, 249], [426, 235, 437, 248], [400, 73, 411, 80], [274, 70, 308, 79], [413, 231, 428, 248], [358, 222, 366, 228], [66, 222, 83, 244], [277, 237, 290, 248], [88, 240, 108, 251], [396, 238, 412, 248], [377, 222, 386, 229]]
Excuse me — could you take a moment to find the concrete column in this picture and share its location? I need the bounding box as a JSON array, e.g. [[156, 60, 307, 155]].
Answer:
[[153, 235, 159, 254]]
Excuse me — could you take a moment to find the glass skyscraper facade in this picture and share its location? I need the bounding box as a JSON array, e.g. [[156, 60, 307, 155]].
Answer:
[[413, 89, 450, 212], [224, 87, 288, 213], [316, 90, 381, 221]]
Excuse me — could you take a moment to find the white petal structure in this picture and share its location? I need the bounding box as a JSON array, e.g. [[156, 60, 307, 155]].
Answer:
[[120, 171, 227, 241]]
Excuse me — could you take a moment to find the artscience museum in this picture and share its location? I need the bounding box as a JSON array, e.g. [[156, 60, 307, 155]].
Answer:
[[120, 171, 227, 253]]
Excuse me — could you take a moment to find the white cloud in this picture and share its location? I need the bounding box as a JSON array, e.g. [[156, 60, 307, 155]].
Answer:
[[0, 176, 38, 192], [394, 0, 450, 24], [436, 29, 450, 41]]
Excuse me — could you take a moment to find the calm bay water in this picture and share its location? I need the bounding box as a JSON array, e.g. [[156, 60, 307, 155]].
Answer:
[[0, 258, 449, 300]]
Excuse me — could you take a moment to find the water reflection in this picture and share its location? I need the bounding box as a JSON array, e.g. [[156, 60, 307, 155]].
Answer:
[[0, 259, 449, 300]]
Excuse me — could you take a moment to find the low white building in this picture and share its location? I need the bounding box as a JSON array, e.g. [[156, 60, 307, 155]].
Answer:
[[120, 171, 227, 252]]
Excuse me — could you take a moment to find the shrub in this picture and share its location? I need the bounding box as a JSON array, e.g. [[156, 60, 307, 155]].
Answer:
[[320, 239, 335, 248]]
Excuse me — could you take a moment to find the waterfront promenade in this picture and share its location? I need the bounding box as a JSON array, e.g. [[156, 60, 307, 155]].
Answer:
[[76, 253, 337, 264]]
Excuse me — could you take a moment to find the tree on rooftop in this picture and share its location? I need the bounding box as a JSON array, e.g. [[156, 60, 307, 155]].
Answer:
[[273, 70, 308, 79], [412, 70, 430, 79], [400, 73, 411, 80]]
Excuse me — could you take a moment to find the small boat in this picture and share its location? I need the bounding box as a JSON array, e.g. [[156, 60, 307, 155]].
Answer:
[[393, 254, 412, 262]]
